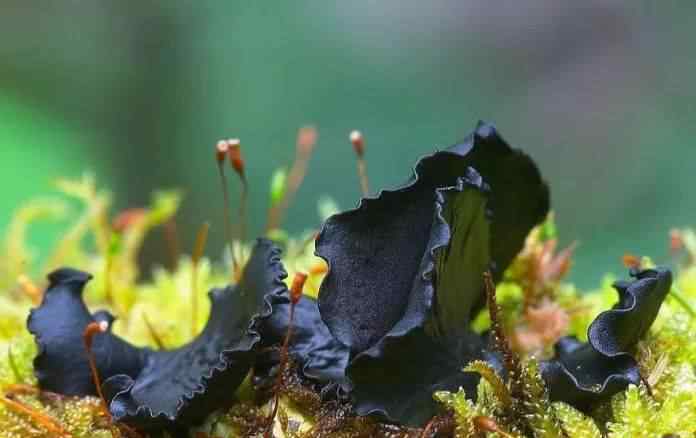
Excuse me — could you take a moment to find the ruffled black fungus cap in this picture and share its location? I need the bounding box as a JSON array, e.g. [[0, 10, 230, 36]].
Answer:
[[29, 238, 289, 431], [313, 121, 550, 424], [28, 268, 149, 396], [541, 267, 672, 408]]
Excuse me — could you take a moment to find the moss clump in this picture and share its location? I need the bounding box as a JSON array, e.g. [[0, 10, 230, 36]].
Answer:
[[0, 177, 694, 437]]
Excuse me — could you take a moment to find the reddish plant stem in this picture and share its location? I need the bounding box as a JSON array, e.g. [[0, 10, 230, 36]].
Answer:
[[83, 321, 111, 419], [264, 272, 307, 437]]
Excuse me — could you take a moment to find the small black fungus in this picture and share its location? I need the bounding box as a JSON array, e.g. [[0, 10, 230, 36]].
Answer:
[[28, 268, 148, 396], [540, 267, 672, 408], [29, 238, 288, 431]]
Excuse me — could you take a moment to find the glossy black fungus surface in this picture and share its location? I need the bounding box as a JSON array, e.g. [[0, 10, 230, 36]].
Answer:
[[314, 121, 550, 424], [540, 267, 672, 408], [316, 122, 549, 354], [29, 239, 288, 430]]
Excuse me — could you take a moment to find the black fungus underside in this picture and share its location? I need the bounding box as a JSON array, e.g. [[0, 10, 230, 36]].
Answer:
[[259, 292, 351, 383], [349, 328, 503, 426]]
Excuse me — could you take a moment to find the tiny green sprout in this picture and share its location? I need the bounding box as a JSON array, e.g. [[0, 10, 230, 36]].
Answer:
[[317, 195, 340, 222], [640, 255, 656, 269], [7, 346, 22, 383], [108, 232, 122, 256], [269, 167, 288, 208], [266, 126, 317, 233], [103, 231, 122, 304], [537, 212, 558, 241], [148, 190, 182, 225]]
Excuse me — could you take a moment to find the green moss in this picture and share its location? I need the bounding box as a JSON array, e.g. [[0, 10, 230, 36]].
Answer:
[[0, 181, 694, 437]]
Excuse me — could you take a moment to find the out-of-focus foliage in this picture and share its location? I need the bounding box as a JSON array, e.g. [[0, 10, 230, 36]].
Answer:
[[2, 2, 696, 289]]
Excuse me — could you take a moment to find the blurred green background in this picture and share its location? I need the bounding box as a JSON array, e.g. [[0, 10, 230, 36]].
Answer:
[[1, 1, 694, 288]]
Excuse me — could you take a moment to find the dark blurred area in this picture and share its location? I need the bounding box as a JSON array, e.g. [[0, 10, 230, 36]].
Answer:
[[1, 1, 694, 287]]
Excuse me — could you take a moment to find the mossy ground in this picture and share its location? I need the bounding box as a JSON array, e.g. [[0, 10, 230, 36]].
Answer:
[[0, 177, 694, 437]]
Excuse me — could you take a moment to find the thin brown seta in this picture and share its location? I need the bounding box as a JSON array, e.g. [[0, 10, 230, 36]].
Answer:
[[84, 321, 142, 437], [264, 272, 308, 438], [82, 320, 123, 438], [266, 126, 318, 232], [3, 384, 40, 396], [191, 222, 210, 336], [83, 321, 110, 416], [350, 130, 370, 197], [17, 274, 42, 304], [227, 139, 249, 244], [215, 140, 237, 273], [0, 394, 72, 437], [622, 253, 642, 270]]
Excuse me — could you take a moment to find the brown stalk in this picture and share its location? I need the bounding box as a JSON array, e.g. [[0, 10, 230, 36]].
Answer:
[[163, 219, 180, 271], [227, 139, 248, 243], [350, 130, 369, 197], [264, 272, 308, 437], [17, 274, 42, 304], [266, 126, 317, 232], [83, 321, 110, 418]]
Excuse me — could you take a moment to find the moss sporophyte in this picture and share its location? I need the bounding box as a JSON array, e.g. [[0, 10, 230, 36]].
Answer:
[[0, 122, 694, 437]]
